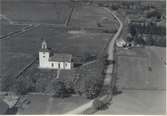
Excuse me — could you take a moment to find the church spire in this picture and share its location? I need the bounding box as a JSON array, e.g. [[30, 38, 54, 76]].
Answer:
[[42, 40, 47, 49]]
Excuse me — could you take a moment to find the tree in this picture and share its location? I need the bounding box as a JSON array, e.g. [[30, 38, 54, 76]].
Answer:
[[146, 9, 161, 19], [145, 35, 154, 45], [52, 81, 68, 98], [93, 99, 104, 110], [85, 80, 102, 99], [126, 34, 133, 42], [135, 34, 145, 45], [97, 22, 103, 27], [129, 24, 137, 37], [111, 4, 119, 10]]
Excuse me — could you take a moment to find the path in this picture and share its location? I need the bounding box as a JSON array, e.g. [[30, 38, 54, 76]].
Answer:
[[45, 97, 54, 114], [66, 7, 123, 114], [56, 69, 61, 79]]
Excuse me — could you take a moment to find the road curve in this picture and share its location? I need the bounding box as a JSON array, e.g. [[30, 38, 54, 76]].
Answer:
[[105, 9, 123, 74], [66, 8, 123, 114]]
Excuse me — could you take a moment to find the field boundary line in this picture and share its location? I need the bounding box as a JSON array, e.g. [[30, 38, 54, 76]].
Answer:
[[64, 5, 74, 27], [0, 24, 39, 40], [117, 54, 147, 58], [81, 60, 97, 67], [0, 25, 32, 39], [121, 88, 166, 91], [15, 57, 37, 80]]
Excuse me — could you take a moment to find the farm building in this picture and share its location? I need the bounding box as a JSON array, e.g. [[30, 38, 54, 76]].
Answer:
[[39, 40, 73, 70], [116, 39, 126, 47]]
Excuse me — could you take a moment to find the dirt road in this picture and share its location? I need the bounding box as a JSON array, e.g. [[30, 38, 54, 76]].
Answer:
[[66, 8, 123, 114]]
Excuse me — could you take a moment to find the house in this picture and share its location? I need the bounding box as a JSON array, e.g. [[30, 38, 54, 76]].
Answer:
[[116, 39, 126, 47], [39, 40, 73, 70]]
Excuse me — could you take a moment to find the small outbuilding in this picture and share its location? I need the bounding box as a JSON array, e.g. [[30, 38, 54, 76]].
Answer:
[[116, 39, 126, 47]]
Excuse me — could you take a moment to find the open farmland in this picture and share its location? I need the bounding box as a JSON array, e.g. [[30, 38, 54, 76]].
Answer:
[[0, 23, 26, 38], [1, 25, 112, 56], [95, 46, 166, 114], [1, 1, 72, 24], [69, 5, 119, 32], [0, 52, 33, 78], [96, 90, 166, 114], [17, 94, 89, 114], [116, 47, 166, 90]]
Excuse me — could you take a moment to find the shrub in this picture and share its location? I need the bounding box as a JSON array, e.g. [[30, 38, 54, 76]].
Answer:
[[97, 22, 103, 27], [74, 55, 105, 99], [146, 9, 161, 19], [148, 66, 152, 71], [85, 80, 103, 99], [93, 99, 104, 110], [111, 4, 120, 10], [35, 77, 50, 92], [52, 81, 68, 98]]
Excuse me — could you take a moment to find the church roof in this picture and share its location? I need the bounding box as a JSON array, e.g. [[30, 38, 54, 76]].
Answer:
[[49, 53, 72, 62], [39, 48, 50, 52]]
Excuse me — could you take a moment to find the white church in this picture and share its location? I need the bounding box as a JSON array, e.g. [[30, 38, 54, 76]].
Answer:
[[39, 40, 73, 70]]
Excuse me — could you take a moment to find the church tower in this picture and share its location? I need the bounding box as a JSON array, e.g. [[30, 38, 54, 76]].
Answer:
[[39, 40, 50, 68]]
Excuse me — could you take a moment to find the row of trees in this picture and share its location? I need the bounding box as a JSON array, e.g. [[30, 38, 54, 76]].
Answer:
[[146, 9, 162, 19], [129, 22, 165, 36], [127, 32, 166, 47], [128, 21, 166, 47]]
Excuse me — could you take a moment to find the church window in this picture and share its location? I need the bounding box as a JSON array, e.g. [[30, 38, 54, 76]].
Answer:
[[52, 63, 54, 67], [65, 63, 68, 67]]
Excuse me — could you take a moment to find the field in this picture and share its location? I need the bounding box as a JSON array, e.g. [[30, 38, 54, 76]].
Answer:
[[0, 21, 32, 78], [2, 25, 111, 55], [116, 47, 166, 90], [0, 23, 26, 37], [17, 94, 89, 114], [1, 1, 72, 24], [96, 90, 166, 114], [69, 6, 119, 32], [95, 46, 166, 114]]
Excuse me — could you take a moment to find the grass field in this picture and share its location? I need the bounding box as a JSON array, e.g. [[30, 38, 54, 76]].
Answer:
[[0, 23, 26, 37], [0, 52, 33, 78], [95, 46, 166, 114], [2, 1, 72, 24], [96, 90, 166, 114], [2, 25, 111, 56], [69, 6, 119, 32], [17, 94, 89, 114], [116, 47, 166, 90]]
